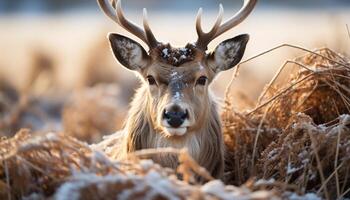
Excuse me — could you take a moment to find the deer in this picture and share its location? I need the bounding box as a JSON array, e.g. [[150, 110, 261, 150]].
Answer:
[[97, 0, 257, 179]]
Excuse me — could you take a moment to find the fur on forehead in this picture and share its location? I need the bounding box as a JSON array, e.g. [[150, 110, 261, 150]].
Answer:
[[149, 43, 205, 67]]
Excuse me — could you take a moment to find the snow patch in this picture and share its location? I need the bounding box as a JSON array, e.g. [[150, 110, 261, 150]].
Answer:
[[287, 192, 321, 200], [287, 162, 302, 175], [162, 48, 169, 57], [254, 178, 275, 186]]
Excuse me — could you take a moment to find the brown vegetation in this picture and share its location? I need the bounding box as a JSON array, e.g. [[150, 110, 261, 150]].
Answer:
[[0, 47, 349, 199], [223, 47, 350, 199], [0, 129, 279, 200], [62, 84, 127, 143]]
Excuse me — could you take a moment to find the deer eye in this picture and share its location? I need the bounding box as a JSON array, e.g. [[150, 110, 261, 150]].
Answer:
[[146, 75, 157, 85], [196, 76, 207, 86]]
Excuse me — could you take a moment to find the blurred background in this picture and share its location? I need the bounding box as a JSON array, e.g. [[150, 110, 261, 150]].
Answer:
[[0, 0, 349, 143]]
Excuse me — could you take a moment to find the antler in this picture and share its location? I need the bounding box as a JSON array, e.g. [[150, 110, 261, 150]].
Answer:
[[97, 0, 159, 48], [195, 0, 257, 50]]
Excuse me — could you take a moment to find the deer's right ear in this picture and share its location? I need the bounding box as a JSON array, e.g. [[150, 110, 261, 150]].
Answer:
[[108, 33, 150, 71]]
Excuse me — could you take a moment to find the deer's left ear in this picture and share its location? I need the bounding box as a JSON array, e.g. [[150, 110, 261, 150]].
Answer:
[[206, 34, 249, 73]]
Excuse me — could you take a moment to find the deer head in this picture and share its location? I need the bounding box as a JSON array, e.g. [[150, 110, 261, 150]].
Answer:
[[97, 0, 256, 137]]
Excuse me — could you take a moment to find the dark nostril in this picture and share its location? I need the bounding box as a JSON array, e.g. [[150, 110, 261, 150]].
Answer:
[[181, 110, 189, 120], [163, 110, 170, 120], [163, 109, 187, 128]]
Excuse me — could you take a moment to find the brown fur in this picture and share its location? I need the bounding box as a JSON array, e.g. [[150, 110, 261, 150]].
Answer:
[[108, 33, 249, 180], [120, 83, 224, 179], [98, 0, 253, 181]]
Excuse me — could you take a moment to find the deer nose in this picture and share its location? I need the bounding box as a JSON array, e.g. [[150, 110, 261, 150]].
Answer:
[[163, 105, 188, 128]]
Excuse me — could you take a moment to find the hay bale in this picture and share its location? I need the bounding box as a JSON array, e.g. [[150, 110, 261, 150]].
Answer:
[[259, 48, 350, 128], [223, 48, 350, 199]]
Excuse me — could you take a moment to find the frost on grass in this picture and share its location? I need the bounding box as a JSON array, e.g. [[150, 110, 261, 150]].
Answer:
[[56, 170, 181, 200], [223, 48, 350, 199], [1, 48, 349, 200], [0, 129, 279, 200], [285, 192, 321, 200]]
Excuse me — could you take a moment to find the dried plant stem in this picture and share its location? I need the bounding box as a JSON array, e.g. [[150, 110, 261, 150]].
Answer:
[[248, 73, 314, 115], [4, 160, 11, 200], [339, 187, 350, 200], [324, 80, 350, 111], [256, 60, 291, 105], [309, 133, 330, 200], [257, 60, 315, 105], [341, 166, 350, 196], [251, 104, 269, 174], [334, 115, 341, 198], [316, 162, 344, 196], [224, 43, 350, 101]]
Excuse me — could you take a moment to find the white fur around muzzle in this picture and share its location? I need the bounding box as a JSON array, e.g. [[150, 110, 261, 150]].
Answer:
[[162, 120, 190, 136]]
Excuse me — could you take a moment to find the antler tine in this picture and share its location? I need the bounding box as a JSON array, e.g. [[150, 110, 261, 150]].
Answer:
[[97, 0, 119, 23], [115, 0, 149, 44], [196, 5, 224, 50], [214, 0, 257, 38], [195, 0, 257, 50], [143, 8, 159, 48], [97, 0, 159, 48]]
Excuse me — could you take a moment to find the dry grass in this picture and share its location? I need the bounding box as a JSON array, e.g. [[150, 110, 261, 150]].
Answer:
[[0, 88, 63, 137], [0, 129, 278, 200], [62, 84, 127, 143], [222, 47, 350, 199], [0, 46, 349, 199]]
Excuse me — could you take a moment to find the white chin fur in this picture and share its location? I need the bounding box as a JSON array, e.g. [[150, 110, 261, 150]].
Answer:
[[164, 127, 187, 136]]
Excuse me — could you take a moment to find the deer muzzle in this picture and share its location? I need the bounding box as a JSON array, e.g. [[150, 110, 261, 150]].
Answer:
[[162, 104, 190, 136]]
